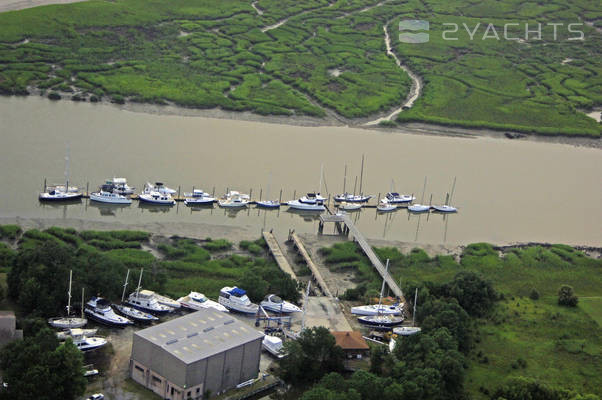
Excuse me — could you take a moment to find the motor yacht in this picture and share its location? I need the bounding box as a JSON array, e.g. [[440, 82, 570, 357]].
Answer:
[[287, 193, 326, 211], [385, 192, 415, 204], [85, 297, 133, 327], [184, 189, 215, 206], [177, 291, 229, 312], [139, 191, 175, 205], [107, 177, 135, 195], [260, 294, 301, 313], [218, 191, 249, 208], [126, 290, 174, 314], [218, 287, 259, 314], [144, 182, 176, 195], [69, 328, 107, 352], [90, 190, 132, 204], [262, 335, 285, 358]]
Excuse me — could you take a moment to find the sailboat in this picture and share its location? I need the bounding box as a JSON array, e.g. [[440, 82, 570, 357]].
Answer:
[[39, 146, 83, 202], [393, 288, 422, 336], [432, 177, 458, 213], [335, 156, 373, 203], [352, 260, 404, 316], [48, 270, 88, 329], [408, 177, 431, 213], [257, 172, 280, 208], [357, 260, 405, 328], [288, 164, 326, 211], [113, 270, 159, 323]]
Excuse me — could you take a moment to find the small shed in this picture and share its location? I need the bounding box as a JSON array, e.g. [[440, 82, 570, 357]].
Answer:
[[331, 331, 370, 359]]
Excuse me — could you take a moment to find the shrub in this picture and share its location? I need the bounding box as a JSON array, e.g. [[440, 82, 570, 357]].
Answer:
[[529, 288, 540, 300], [47, 91, 61, 100], [202, 239, 232, 252], [558, 285, 578, 307]]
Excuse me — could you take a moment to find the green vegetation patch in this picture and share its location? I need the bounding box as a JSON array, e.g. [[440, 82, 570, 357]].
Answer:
[[579, 297, 602, 327]]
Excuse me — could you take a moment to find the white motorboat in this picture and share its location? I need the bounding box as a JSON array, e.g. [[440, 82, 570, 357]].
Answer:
[[218, 286, 259, 314], [256, 200, 280, 208], [288, 193, 325, 211], [334, 193, 372, 203], [108, 177, 135, 195], [153, 293, 181, 309], [144, 182, 176, 195], [90, 190, 132, 204], [338, 201, 362, 211], [57, 328, 98, 340], [184, 189, 215, 206], [69, 328, 107, 352], [177, 291, 229, 313], [113, 304, 159, 323], [48, 270, 88, 329], [139, 191, 175, 205], [260, 294, 301, 313], [85, 297, 133, 327], [377, 199, 397, 212], [385, 192, 415, 203], [262, 335, 285, 358], [393, 326, 422, 336], [218, 191, 249, 208], [126, 290, 173, 314]]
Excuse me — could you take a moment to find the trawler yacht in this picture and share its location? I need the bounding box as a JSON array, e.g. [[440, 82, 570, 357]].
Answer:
[[177, 291, 228, 312], [85, 297, 133, 327], [218, 287, 259, 314]]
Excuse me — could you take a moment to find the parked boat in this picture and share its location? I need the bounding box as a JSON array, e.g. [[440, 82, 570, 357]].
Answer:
[[262, 335, 285, 358], [124, 269, 174, 314], [69, 328, 107, 352], [351, 260, 404, 316], [184, 189, 215, 206], [393, 326, 422, 336], [256, 200, 280, 208], [177, 291, 229, 313], [338, 201, 362, 211], [377, 199, 397, 212], [48, 270, 88, 329], [85, 297, 133, 327], [357, 314, 404, 328], [90, 190, 132, 204], [139, 191, 175, 205], [153, 293, 180, 309], [218, 286, 259, 314], [107, 177, 135, 195], [385, 192, 415, 203], [408, 178, 430, 213], [334, 193, 372, 203], [218, 191, 250, 208], [144, 182, 176, 195], [39, 146, 83, 201], [260, 294, 301, 313], [113, 304, 158, 323], [432, 179, 458, 213], [57, 328, 98, 340], [288, 193, 326, 211]]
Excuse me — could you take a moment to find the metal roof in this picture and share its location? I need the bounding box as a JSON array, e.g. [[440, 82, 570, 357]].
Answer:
[[134, 309, 264, 364]]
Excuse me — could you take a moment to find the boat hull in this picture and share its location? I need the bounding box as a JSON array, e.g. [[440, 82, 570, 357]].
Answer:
[[432, 206, 457, 213], [334, 195, 372, 203], [357, 315, 404, 328], [139, 195, 175, 205], [256, 201, 280, 208], [39, 192, 83, 202], [84, 309, 132, 327], [124, 301, 172, 315], [48, 317, 87, 329], [287, 200, 325, 211], [351, 304, 403, 316], [90, 193, 132, 204], [408, 205, 430, 213], [113, 305, 158, 323]]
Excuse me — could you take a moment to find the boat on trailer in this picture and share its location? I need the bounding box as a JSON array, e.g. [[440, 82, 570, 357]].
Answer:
[[177, 291, 228, 313], [85, 297, 133, 327], [260, 294, 301, 313], [218, 286, 259, 314]]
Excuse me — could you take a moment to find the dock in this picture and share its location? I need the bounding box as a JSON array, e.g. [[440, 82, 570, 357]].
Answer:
[[289, 233, 333, 299], [262, 231, 298, 281], [318, 213, 405, 302]]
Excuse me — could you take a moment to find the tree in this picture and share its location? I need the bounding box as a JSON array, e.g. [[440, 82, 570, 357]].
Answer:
[[441, 271, 497, 317], [492, 376, 600, 400], [558, 285, 578, 307], [278, 327, 344, 384], [0, 327, 85, 400]]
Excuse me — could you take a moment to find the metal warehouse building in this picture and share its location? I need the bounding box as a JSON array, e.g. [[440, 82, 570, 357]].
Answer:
[[130, 309, 264, 400]]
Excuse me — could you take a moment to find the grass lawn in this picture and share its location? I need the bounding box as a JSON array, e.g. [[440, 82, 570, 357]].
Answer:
[[579, 297, 602, 327]]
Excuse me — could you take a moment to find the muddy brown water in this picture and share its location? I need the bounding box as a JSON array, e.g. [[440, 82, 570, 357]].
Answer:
[[0, 96, 600, 246]]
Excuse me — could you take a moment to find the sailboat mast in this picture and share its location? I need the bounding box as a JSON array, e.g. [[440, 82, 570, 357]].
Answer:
[[301, 281, 311, 331], [64, 144, 70, 192], [449, 176, 457, 206], [353, 176, 357, 196], [66, 270, 72, 315], [343, 165, 347, 193], [319, 164, 323, 194], [359, 154, 365, 195], [412, 287, 418, 326], [121, 269, 130, 303], [81, 287, 85, 318], [420, 177, 427, 204], [136, 268, 144, 299], [378, 259, 389, 308]]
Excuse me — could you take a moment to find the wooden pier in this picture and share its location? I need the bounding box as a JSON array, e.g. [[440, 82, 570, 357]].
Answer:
[[318, 213, 405, 302], [289, 232, 333, 298], [262, 231, 298, 281]]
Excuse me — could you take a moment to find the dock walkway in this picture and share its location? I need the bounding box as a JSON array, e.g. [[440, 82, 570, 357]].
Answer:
[[289, 233, 333, 298], [319, 213, 405, 302], [262, 231, 298, 281]]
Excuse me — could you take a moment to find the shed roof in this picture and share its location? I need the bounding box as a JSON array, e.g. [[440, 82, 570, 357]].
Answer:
[[331, 331, 369, 350], [134, 309, 264, 364]]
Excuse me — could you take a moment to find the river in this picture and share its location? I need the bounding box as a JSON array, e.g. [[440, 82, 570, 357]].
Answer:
[[0, 96, 600, 246]]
